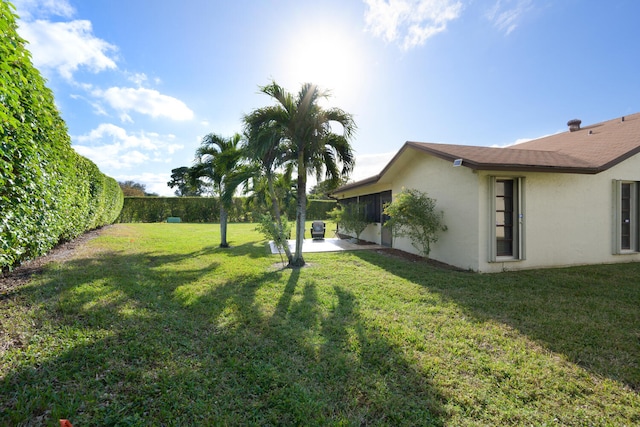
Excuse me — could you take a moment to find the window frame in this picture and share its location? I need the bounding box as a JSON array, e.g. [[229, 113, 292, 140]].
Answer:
[[613, 180, 639, 254], [339, 192, 386, 224], [489, 176, 526, 262]]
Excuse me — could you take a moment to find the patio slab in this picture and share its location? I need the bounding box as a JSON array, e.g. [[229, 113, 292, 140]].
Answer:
[[269, 238, 383, 254]]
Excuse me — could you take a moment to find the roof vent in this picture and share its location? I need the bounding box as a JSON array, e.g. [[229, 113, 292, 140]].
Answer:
[[567, 119, 582, 132]]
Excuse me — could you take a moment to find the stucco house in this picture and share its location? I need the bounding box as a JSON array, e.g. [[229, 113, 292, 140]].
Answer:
[[332, 113, 640, 272]]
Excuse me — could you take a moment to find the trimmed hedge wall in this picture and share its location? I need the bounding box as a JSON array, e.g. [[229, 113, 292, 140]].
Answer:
[[0, 2, 123, 270], [306, 199, 337, 220], [118, 197, 225, 223], [117, 197, 336, 223]]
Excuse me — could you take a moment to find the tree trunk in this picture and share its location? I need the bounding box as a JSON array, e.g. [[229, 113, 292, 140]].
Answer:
[[268, 174, 293, 262], [219, 203, 229, 248], [290, 161, 306, 267]]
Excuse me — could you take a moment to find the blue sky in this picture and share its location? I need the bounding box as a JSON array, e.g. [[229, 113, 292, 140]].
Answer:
[[11, 0, 640, 196]]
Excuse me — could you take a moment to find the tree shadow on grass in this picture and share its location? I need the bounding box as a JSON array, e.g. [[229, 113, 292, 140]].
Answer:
[[1, 247, 447, 425], [0, 247, 223, 424], [186, 240, 271, 260], [352, 250, 640, 392]]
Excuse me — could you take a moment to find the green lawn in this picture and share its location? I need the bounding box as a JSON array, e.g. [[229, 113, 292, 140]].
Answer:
[[1, 223, 638, 426]]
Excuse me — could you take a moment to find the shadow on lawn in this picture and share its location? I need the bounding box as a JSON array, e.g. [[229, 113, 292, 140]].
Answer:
[[352, 250, 640, 392], [1, 246, 446, 425]]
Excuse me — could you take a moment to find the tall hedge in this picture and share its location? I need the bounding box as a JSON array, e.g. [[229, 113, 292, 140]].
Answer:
[[306, 199, 337, 220], [0, 1, 123, 270], [117, 197, 336, 223], [118, 197, 246, 223]]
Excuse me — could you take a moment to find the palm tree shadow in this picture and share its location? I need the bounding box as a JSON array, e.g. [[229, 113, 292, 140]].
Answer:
[[195, 240, 271, 259], [0, 248, 225, 424], [1, 246, 449, 425], [178, 266, 448, 424]]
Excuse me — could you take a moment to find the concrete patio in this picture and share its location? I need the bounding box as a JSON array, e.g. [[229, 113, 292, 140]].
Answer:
[[269, 238, 383, 254]]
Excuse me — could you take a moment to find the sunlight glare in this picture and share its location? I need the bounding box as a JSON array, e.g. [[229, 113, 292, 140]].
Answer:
[[281, 24, 368, 105]]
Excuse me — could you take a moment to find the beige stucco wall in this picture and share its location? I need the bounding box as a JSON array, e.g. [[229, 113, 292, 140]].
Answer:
[[335, 148, 482, 270], [476, 154, 640, 272], [385, 151, 481, 270], [336, 147, 640, 272]]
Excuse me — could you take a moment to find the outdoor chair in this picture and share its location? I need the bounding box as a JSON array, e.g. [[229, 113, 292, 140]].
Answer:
[[310, 221, 326, 240]]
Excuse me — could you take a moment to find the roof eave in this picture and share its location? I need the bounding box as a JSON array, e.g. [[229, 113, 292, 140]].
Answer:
[[331, 137, 637, 195], [468, 164, 601, 174], [331, 142, 415, 195], [597, 145, 640, 172], [330, 174, 381, 195]]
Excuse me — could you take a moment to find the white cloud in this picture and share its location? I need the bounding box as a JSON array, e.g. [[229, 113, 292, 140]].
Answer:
[[486, 0, 532, 35], [114, 172, 175, 197], [363, 0, 463, 50], [70, 93, 109, 116], [13, 0, 75, 20], [126, 72, 161, 87], [126, 72, 149, 87], [17, 19, 117, 80], [94, 87, 194, 122], [351, 151, 397, 182], [73, 123, 185, 171], [491, 132, 557, 148]]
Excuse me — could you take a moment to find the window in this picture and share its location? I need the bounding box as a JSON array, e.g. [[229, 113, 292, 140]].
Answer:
[[341, 197, 357, 208], [613, 180, 638, 253], [340, 193, 385, 223], [495, 180, 514, 256], [360, 193, 382, 222], [490, 177, 525, 261]]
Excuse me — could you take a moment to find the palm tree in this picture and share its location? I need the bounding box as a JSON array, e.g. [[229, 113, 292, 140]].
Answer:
[[191, 132, 246, 248], [244, 120, 295, 261], [244, 81, 356, 267]]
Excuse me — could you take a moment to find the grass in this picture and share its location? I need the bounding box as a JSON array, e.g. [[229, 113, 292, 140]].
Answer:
[[1, 222, 639, 426]]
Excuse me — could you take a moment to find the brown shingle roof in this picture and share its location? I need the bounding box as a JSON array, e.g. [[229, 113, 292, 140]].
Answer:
[[409, 112, 640, 173], [405, 142, 596, 173], [511, 112, 640, 171], [334, 112, 640, 194]]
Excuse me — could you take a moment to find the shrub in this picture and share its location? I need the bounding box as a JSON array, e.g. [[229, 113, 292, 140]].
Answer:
[[329, 203, 371, 242], [383, 188, 447, 258], [255, 213, 291, 266]]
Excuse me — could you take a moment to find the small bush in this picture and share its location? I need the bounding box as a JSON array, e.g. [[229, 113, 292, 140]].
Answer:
[[255, 213, 291, 265], [329, 204, 371, 242], [383, 188, 447, 258]]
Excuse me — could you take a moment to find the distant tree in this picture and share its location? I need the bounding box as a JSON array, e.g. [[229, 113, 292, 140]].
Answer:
[[167, 166, 205, 196], [243, 81, 356, 267], [383, 188, 447, 258], [308, 177, 348, 200], [119, 181, 147, 197]]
